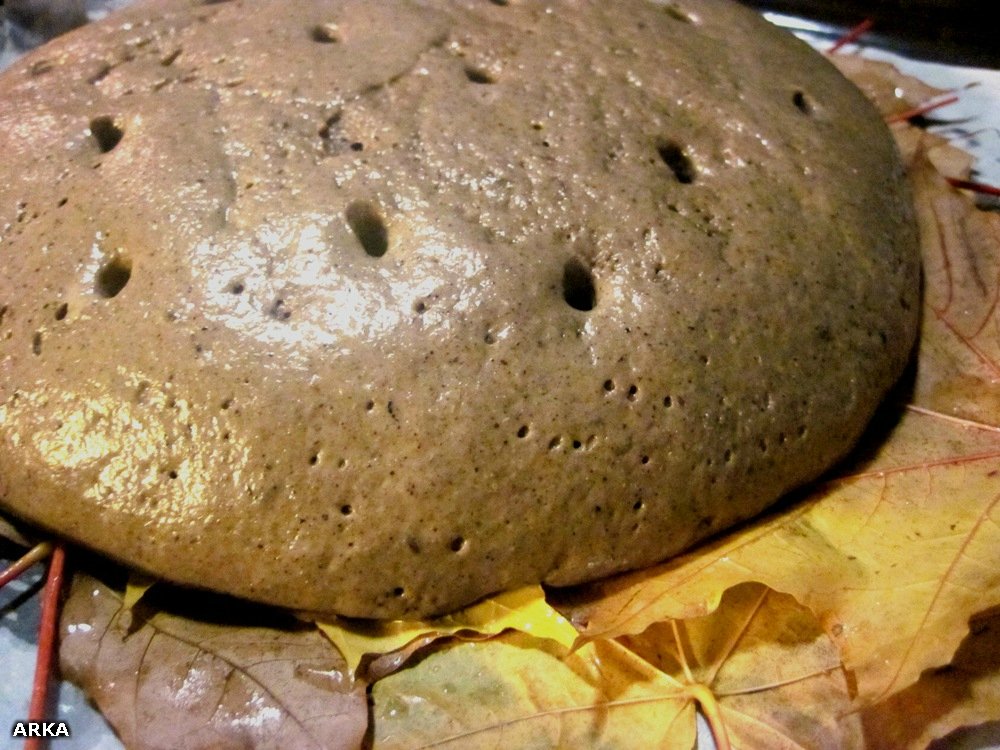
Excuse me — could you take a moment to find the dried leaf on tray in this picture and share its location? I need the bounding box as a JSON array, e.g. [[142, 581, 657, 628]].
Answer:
[[122, 571, 156, 610], [59, 573, 368, 750], [909, 149, 1000, 423], [833, 54, 976, 180], [0, 512, 33, 548], [371, 582, 859, 750], [314, 585, 577, 678], [829, 55, 946, 118], [620, 582, 861, 750], [861, 608, 1000, 750], [371, 633, 694, 750], [892, 128, 975, 183]]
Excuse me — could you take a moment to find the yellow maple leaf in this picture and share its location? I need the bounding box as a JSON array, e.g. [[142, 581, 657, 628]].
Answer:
[[316, 585, 578, 676], [121, 572, 156, 610], [371, 582, 859, 749], [373, 633, 693, 750]]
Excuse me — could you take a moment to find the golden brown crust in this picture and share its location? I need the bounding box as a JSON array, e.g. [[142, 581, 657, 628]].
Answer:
[[0, 0, 919, 617]]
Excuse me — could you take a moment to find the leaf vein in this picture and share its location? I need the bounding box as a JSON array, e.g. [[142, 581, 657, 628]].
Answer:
[[875, 489, 1000, 700]]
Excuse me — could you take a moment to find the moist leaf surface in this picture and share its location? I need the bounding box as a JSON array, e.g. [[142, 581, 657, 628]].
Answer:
[[59, 574, 368, 750]]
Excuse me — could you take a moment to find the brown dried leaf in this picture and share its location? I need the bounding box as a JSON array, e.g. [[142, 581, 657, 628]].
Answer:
[[910, 146, 1000, 423], [861, 609, 1000, 750], [59, 573, 368, 750], [835, 55, 974, 180], [892, 127, 975, 183], [0, 513, 32, 547], [829, 55, 945, 117]]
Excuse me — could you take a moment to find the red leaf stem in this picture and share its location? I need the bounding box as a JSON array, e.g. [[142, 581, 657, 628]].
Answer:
[[0, 542, 53, 590], [885, 94, 960, 124], [827, 18, 874, 54], [947, 177, 1000, 197], [24, 545, 66, 750]]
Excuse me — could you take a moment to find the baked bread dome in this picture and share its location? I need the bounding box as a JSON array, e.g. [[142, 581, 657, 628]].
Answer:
[[0, 0, 919, 617]]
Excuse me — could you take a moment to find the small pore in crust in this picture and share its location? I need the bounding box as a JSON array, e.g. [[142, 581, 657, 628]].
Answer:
[[89, 116, 124, 153], [311, 23, 342, 43], [54, 303, 68, 321], [663, 3, 696, 23], [562, 257, 596, 311], [450, 536, 466, 552], [160, 48, 182, 66], [346, 201, 389, 258], [792, 90, 814, 115], [87, 64, 112, 85], [30, 59, 54, 77], [95, 256, 132, 298], [657, 140, 696, 184], [464, 65, 496, 84], [318, 110, 343, 152]]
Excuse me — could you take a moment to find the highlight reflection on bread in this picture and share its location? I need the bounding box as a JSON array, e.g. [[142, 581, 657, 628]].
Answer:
[[0, 0, 919, 618]]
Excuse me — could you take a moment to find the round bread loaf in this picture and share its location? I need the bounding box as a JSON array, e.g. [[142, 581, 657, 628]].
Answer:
[[0, 0, 918, 617]]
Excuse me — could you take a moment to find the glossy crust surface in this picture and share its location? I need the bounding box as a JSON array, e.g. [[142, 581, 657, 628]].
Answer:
[[0, 0, 919, 617]]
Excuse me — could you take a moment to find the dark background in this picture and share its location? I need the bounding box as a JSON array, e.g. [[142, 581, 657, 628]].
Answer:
[[739, 0, 998, 67], [1, 0, 997, 68]]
